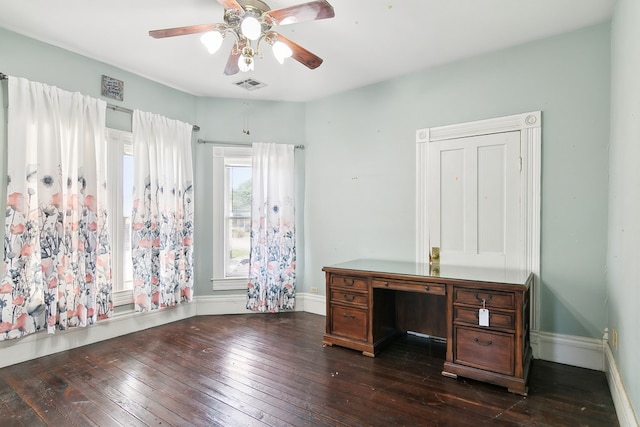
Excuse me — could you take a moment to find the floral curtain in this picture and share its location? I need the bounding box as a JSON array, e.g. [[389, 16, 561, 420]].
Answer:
[[131, 110, 194, 312], [1, 77, 112, 340], [247, 142, 296, 312]]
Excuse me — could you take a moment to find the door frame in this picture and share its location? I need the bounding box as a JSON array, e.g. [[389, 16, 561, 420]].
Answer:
[[416, 111, 541, 331]]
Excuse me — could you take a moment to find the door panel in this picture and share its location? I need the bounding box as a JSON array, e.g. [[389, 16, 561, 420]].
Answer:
[[440, 149, 465, 251], [429, 131, 520, 269]]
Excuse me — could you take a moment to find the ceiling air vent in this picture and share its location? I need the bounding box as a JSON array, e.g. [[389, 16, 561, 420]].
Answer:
[[233, 78, 268, 91]]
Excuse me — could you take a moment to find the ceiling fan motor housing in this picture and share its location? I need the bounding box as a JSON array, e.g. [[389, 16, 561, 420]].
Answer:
[[225, 0, 274, 35]]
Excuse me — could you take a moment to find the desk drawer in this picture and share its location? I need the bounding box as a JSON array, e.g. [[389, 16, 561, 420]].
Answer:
[[330, 305, 368, 341], [454, 306, 515, 330], [330, 289, 368, 306], [455, 326, 514, 376], [454, 288, 514, 310], [330, 274, 368, 291], [372, 278, 445, 296]]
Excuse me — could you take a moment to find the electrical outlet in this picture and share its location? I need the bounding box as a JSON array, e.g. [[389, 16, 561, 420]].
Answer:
[[310, 287, 318, 294], [612, 328, 618, 350]]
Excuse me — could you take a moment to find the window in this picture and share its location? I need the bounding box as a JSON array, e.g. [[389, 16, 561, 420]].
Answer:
[[225, 164, 251, 277], [212, 146, 252, 290], [106, 128, 134, 305]]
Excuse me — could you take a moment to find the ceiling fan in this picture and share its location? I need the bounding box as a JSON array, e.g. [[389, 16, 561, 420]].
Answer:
[[149, 0, 335, 75]]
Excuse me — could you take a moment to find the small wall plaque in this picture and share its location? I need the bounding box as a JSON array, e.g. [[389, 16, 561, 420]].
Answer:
[[101, 75, 124, 101]]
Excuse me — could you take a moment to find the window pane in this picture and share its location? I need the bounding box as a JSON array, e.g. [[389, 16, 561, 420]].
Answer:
[[225, 165, 251, 278], [229, 166, 251, 216], [122, 154, 133, 287], [226, 217, 250, 277]]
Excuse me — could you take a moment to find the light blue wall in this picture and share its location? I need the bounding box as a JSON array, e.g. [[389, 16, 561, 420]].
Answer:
[[0, 23, 614, 346], [608, 0, 640, 418], [193, 97, 306, 297], [0, 28, 306, 301], [304, 23, 611, 339], [0, 28, 197, 130]]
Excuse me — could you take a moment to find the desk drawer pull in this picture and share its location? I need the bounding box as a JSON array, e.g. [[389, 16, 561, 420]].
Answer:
[[475, 293, 493, 303], [424, 285, 430, 292], [343, 278, 355, 286], [343, 294, 355, 302], [473, 337, 493, 346], [342, 313, 356, 319]]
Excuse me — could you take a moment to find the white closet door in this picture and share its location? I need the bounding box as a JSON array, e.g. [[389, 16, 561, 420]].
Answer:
[[429, 131, 521, 269]]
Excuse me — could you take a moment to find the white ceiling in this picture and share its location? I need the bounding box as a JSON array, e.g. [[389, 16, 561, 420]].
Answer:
[[0, 0, 614, 102]]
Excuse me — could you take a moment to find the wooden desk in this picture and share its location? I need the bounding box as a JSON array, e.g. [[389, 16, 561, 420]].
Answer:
[[322, 259, 532, 395]]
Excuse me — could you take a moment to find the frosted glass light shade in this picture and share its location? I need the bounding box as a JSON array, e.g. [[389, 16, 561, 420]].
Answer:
[[200, 31, 223, 54], [240, 16, 261, 40], [238, 55, 254, 72], [272, 41, 293, 64]]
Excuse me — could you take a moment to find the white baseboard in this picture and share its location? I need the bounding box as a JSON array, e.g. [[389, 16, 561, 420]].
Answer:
[[301, 293, 326, 316], [0, 302, 197, 369], [605, 342, 640, 427], [0, 293, 324, 369], [532, 331, 638, 427], [531, 330, 604, 371], [195, 292, 325, 315], [195, 294, 255, 315]]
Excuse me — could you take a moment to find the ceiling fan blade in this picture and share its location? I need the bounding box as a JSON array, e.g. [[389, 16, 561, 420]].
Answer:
[[217, 0, 244, 11], [267, 0, 335, 25], [149, 24, 223, 39], [275, 33, 323, 69], [224, 47, 241, 75]]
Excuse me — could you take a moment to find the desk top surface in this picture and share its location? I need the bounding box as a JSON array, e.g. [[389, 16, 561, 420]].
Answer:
[[323, 259, 531, 286]]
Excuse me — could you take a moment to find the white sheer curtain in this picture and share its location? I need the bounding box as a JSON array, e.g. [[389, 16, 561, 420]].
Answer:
[[247, 142, 296, 312], [131, 110, 194, 312], [1, 77, 112, 340]]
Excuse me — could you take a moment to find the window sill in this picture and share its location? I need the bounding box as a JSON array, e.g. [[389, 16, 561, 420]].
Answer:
[[113, 289, 133, 306], [212, 277, 247, 291]]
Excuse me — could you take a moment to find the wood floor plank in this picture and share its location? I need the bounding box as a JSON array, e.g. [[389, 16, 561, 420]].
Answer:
[[0, 312, 619, 427], [123, 324, 348, 426], [186, 315, 517, 425], [2, 365, 93, 426], [155, 319, 411, 425], [0, 374, 47, 427]]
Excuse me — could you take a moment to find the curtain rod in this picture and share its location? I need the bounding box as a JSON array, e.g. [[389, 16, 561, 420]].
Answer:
[[107, 104, 200, 132], [197, 139, 305, 150], [0, 73, 200, 132]]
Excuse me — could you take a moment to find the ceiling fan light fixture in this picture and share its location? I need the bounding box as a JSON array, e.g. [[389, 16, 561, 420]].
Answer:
[[200, 31, 224, 54], [238, 54, 255, 72], [272, 41, 293, 64], [240, 16, 261, 40], [149, 0, 336, 74]]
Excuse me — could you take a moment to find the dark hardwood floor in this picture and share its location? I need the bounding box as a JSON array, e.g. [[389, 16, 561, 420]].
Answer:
[[0, 312, 618, 426]]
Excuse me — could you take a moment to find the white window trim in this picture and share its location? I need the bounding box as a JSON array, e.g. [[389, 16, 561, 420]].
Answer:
[[106, 128, 134, 306], [211, 145, 252, 291]]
